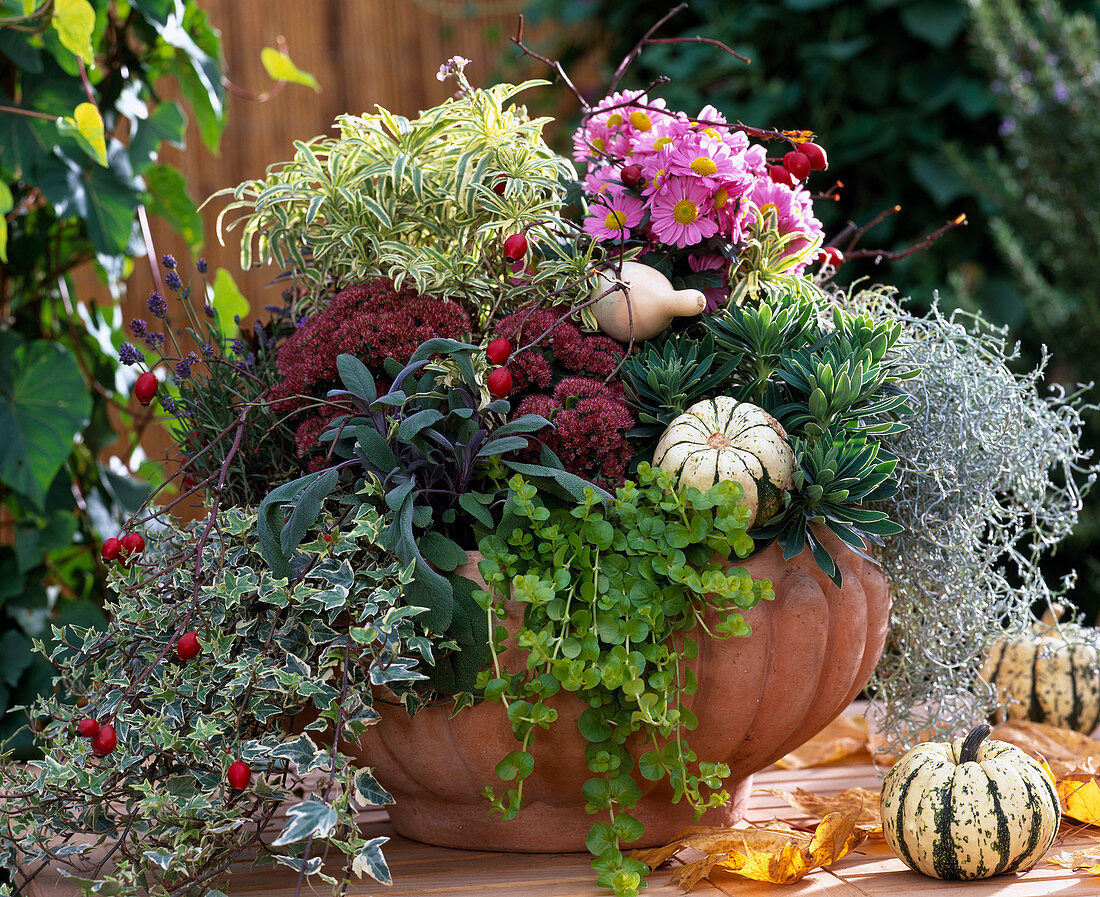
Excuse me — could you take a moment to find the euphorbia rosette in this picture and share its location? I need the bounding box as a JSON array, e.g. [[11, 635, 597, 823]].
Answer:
[[574, 91, 825, 277]]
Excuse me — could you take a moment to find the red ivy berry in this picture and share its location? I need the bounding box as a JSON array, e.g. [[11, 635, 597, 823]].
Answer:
[[486, 338, 512, 366], [783, 150, 811, 181], [818, 246, 845, 268], [100, 538, 121, 562], [134, 371, 158, 406], [91, 724, 117, 757], [768, 164, 793, 187], [76, 717, 99, 739], [487, 366, 513, 398], [176, 632, 201, 661], [620, 163, 642, 188], [120, 532, 145, 557], [503, 232, 528, 263], [799, 142, 828, 170], [227, 760, 251, 791]]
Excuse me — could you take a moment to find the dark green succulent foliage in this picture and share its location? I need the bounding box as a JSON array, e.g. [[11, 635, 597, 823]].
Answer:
[[619, 332, 740, 439], [703, 296, 816, 403], [677, 294, 914, 582], [256, 338, 608, 695], [753, 431, 903, 584]]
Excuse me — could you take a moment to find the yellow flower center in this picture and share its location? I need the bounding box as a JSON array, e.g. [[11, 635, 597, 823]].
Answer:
[[690, 156, 718, 176], [672, 199, 699, 225], [714, 187, 729, 209], [607, 113, 624, 127], [603, 210, 628, 231], [591, 137, 606, 152], [630, 111, 652, 131], [652, 136, 672, 150], [702, 127, 722, 139]]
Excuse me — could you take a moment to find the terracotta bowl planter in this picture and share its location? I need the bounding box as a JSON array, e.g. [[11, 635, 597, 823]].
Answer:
[[351, 529, 890, 852]]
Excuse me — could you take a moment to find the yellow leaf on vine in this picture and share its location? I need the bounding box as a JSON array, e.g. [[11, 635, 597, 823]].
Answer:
[[261, 47, 320, 91], [52, 0, 95, 64]]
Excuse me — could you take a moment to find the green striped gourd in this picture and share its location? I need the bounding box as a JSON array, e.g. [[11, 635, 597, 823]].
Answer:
[[880, 723, 1059, 880], [981, 612, 1100, 734], [652, 397, 794, 529]]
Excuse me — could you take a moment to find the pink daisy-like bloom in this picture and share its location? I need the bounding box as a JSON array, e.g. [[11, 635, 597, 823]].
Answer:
[[629, 114, 691, 163], [711, 179, 754, 242], [744, 143, 769, 176], [744, 176, 825, 274], [667, 134, 744, 189], [574, 91, 668, 162], [584, 162, 622, 198], [583, 188, 645, 242], [688, 252, 730, 311], [649, 177, 719, 249]]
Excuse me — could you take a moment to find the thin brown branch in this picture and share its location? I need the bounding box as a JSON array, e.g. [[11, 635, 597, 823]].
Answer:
[[844, 214, 968, 263], [510, 14, 588, 112]]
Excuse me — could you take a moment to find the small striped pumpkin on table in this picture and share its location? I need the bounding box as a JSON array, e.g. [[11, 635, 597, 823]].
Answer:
[[880, 723, 1059, 880], [652, 397, 795, 529], [981, 614, 1100, 734]]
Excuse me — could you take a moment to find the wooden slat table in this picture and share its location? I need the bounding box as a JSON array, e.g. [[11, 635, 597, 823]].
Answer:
[[23, 756, 1100, 897]]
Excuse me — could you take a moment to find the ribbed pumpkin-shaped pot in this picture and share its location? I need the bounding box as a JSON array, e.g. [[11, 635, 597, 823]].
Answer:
[[354, 529, 890, 852]]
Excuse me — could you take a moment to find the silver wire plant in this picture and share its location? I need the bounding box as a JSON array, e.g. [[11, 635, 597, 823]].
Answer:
[[841, 286, 1097, 752]]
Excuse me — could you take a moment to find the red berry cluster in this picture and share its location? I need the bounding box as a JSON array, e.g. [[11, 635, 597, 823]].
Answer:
[[485, 338, 514, 398], [100, 532, 145, 565], [75, 717, 118, 756], [768, 141, 828, 187]]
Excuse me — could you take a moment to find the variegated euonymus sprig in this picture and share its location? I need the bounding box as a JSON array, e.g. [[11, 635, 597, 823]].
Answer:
[[0, 507, 426, 896], [215, 68, 597, 325]]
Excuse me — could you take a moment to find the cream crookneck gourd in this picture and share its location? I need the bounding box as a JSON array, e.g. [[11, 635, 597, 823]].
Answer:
[[590, 261, 706, 342], [652, 397, 795, 529], [880, 723, 1059, 880]]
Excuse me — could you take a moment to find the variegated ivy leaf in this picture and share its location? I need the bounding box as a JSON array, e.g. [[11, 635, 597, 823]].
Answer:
[[352, 836, 392, 883], [272, 800, 338, 847], [272, 854, 323, 875], [353, 769, 394, 808]]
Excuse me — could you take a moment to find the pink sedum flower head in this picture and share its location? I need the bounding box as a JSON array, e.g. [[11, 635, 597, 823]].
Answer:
[[583, 188, 645, 242], [650, 177, 718, 248]]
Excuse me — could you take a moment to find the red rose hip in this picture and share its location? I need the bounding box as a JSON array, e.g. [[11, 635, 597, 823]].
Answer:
[[227, 760, 251, 790], [134, 371, 158, 406], [799, 142, 828, 170], [91, 723, 117, 757], [76, 717, 99, 738], [783, 151, 811, 181], [486, 338, 512, 366], [120, 532, 145, 557], [486, 366, 512, 398], [768, 164, 793, 186], [620, 163, 642, 187], [503, 232, 528, 262], [176, 631, 201, 661], [100, 538, 122, 561]]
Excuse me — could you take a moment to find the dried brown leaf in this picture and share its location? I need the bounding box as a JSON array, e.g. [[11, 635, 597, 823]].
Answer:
[[762, 786, 883, 835], [638, 813, 865, 890], [994, 720, 1100, 778], [776, 716, 870, 769], [1047, 847, 1100, 874]]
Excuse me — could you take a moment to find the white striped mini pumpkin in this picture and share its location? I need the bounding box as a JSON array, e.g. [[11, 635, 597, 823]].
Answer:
[[880, 723, 1059, 880], [652, 397, 794, 529], [981, 620, 1100, 734]]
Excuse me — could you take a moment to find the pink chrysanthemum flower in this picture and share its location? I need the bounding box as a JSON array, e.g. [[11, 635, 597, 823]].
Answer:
[[688, 252, 730, 311], [744, 143, 769, 175], [745, 177, 825, 274], [666, 134, 743, 189], [573, 91, 669, 162], [649, 177, 718, 248], [712, 180, 754, 242], [583, 188, 645, 242], [584, 162, 622, 198]]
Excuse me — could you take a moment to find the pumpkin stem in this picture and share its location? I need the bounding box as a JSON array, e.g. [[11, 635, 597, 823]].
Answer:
[[959, 723, 993, 764]]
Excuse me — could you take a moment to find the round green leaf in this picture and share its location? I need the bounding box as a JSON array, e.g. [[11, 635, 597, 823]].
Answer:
[[0, 335, 91, 509]]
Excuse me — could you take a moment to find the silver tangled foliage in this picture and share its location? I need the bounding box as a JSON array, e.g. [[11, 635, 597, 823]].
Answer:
[[842, 287, 1097, 753]]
